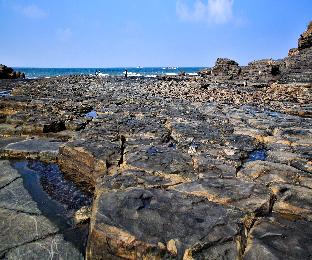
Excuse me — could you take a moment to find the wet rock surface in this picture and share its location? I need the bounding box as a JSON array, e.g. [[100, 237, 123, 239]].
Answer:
[[0, 24, 311, 259], [0, 160, 91, 259]]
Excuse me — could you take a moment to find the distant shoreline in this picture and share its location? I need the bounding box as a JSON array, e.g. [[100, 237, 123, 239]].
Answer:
[[12, 67, 205, 79]]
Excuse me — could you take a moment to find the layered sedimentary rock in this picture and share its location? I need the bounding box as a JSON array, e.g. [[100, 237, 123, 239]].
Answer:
[[240, 59, 282, 85], [199, 58, 282, 86], [200, 22, 312, 86], [298, 21, 312, 50], [211, 58, 241, 80], [280, 47, 312, 83]]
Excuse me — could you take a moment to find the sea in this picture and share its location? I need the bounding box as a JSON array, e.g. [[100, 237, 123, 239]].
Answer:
[[13, 67, 205, 79]]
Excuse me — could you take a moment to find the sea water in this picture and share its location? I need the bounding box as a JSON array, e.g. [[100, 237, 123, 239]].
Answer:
[[13, 67, 205, 79]]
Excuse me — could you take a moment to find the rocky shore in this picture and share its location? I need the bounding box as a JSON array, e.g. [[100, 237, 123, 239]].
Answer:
[[0, 24, 311, 259], [0, 65, 25, 80]]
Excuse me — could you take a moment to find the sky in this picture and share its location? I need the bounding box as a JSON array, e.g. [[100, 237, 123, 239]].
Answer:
[[0, 0, 311, 68]]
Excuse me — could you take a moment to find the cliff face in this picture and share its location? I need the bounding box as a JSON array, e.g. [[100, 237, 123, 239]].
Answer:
[[298, 21, 312, 50], [281, 22, 312, 83], [0, 64, 25, 79]]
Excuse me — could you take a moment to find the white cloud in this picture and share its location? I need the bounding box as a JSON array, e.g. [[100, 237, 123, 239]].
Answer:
[[176, 0, 234, 24], [16, 4, 47, 19], [56, 28, 73, 43]]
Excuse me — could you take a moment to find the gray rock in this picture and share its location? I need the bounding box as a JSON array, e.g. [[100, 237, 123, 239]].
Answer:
[[5, 234, 83, 260], [171, 178, 272, 214], [0, 160, 20, 188], [243, 215, 312, 260], [0, 208, 58, 253], [0, 178, 41, 214], [88, 188, 243, 259], [2, 139, 63, 162]]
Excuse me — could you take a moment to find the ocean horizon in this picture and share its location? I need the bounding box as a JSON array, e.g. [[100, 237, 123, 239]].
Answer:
[[13, 67, 205, 79]]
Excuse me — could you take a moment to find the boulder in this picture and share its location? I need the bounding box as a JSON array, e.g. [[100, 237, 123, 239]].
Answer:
[[211, 58, 241, 80]]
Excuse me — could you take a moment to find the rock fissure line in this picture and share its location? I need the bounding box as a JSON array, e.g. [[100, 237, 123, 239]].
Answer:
[[0, 176, 21, 189], [118, 135, 126, 166], [0, 206, 43, 217], [239, 216, 257, 258], [0, 230, 60, 258]]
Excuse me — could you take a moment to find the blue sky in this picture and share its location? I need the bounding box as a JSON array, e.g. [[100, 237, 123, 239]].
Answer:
[[0, 0, 311, 67]]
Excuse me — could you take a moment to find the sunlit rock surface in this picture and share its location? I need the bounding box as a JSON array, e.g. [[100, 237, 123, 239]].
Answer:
[[0, 23, 311, 259]]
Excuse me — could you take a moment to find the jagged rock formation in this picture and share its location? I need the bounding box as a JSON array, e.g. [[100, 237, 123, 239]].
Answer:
[[298, 21, 312, 50], [200, 22, 312, 86], [279, 22, 312, 83], [0, 22, 311, 259], [211, 58, 241, 80], [199, 58, 283, 86], [0, 64, 25, 79], [240, 59, 282, 85]]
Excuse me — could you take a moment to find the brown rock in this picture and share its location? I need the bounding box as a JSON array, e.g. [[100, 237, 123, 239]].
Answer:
[[298, 21, 312, 50]]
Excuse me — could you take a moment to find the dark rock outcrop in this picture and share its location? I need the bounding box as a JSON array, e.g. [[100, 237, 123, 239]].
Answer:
[[200, 21, 312, 85], [200, 58, 283, 85], [298, 21, 312, 51], [240, 59, 283, 85], [211, 58, 241, 80], [0, 64, 25, 79], [279, 22, 312, 83]]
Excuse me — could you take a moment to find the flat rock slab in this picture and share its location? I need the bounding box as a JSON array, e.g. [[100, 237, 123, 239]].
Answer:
[[266, 150, 312, 174], [88, 188, 243, 259], [243, 215, 312, 259], [0, 137, 25, 150], [237, 160, 307, 186], [171, 178, 272, 214], [5, 233, 84, 260], [124, 144, 196, 180], [0, 208, 59, 254], [192, 155, 237, 178], [99, 169, 177, 191], [1, 138, 63, 162], [0, 177, 41, 214], [271, 183, 312, 221]]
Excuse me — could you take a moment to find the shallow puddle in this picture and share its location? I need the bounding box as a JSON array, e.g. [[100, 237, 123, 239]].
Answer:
[[0, 90, 11, 97], [246, 149, 267, 162], [85, 110, 98, 118]]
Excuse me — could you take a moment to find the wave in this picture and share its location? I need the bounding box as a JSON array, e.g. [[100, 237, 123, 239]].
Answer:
[[15, 67, 204, 78], [97, 73, 109, 77], [124, 72, 142, 77], [144, 74, 157, 78]]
